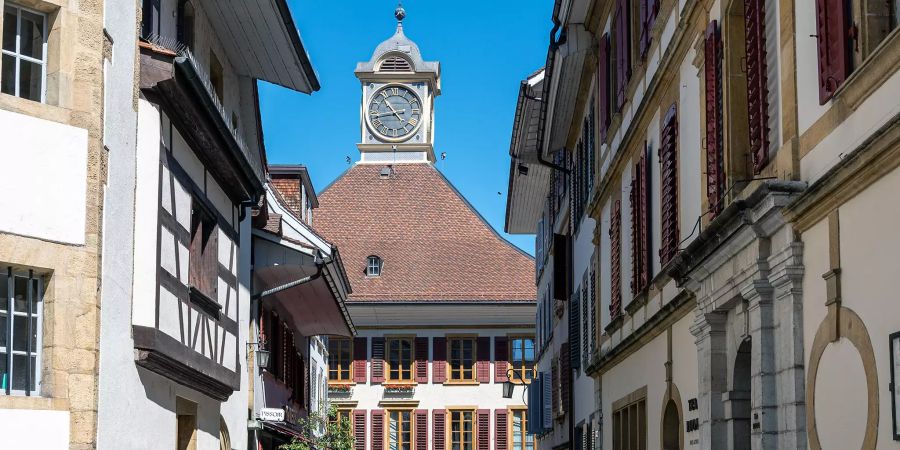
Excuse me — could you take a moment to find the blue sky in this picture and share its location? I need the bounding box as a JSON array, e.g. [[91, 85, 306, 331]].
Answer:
[[259, 0, 552, 255]]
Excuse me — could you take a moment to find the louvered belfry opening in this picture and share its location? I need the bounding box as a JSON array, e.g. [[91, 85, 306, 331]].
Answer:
[[378, 55, 413, 72]]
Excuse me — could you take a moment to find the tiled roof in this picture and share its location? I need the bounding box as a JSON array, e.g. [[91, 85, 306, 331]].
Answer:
[[313, 163, 536, 302]]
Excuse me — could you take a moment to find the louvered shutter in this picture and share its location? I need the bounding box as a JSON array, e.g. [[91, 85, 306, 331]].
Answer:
[[569, 288, 581, 370], [371, 410, 384, 450], [494, 410, 508, 450], [705, 20, 725, 217], [560, 342, 571, 416], [638, 147, 650, 288], [815, 0, 851, 103], [744, 0, 771, 174], [659, 105, 680, 266], [415, 409, 428, 450], [353, 337, 368, 383], [477, 336, 491, 383], [581, 274, 590, 365], [609, 200, 622, 320], [494, 337, 509, 382], [477, 409, 491, 450], [550, 358, 560, 417], [371, 337, 385, 383], [543, 372, 553, 430], [639, 0, 649, 57], [353, 409, 367, 450], [589, 263, 596, 353], [433, 410, 447, 450], [433, 337, 447, 383], [415, 337, 429, 383], [631, 145, 652, 296], [599, 34, 611, 140], [614, 0, 631, 110], [630, 171, 640, 297]]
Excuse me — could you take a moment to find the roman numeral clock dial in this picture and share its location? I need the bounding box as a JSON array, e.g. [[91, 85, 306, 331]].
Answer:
[[366, 85, 423, 142]]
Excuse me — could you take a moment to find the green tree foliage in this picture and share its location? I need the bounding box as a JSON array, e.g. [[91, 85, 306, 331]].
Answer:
[[279, 406, 355, 450]]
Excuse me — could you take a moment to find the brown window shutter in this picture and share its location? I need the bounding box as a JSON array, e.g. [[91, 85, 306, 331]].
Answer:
[[302, 355, 310, 407], [415, 409, 428, 450], [433, 410, 447, 450], [629, 145, 651, 297], [659, 105, 680, 266], [353, 337, 368, 383], [639, 0, 649, 57], [599, 33, 611, 140], [615, 0, 631, 110], [494, 337, 509, 382], [477, 336, 491, 383], [630, 170, 640, 297], [609, 200, 622, 320], [638, 146, 651, 289], [815, 0, 851, 103], [353, 409, 367, 450], [415, 337, 429, 383], [371, 338, 385, 383], [705, 20, 725, 217], [477, 409, 491, 450], [494, 409, 508, 450], [590, 263, 597, 348], [432, 337, 447, 383], [371, 410, 384, 450], [744, 0, 771, 174]]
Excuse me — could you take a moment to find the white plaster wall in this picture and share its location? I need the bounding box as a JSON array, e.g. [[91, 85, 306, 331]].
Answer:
[[0, 409, 69, 448], [801, 219, 829, 370], [0, 109, 88, 245], [132, 99, 163, 328], [794, 1, 829, 134], [671, 313, 700, 447], [814, 340, 868, 449]]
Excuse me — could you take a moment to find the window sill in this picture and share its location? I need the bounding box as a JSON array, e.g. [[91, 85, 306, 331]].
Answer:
[[604, 315, 625, 335], [0, 93, 73, 127], [0, 395, 67, 410], [328, 381, 356, 386], [443, 381, 479, 386], [189, 286, 221, 319]]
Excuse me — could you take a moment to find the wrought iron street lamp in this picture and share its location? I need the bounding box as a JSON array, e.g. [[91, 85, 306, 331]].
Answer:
[[247, 340, 270, 369], [502, 368, 529, 404]]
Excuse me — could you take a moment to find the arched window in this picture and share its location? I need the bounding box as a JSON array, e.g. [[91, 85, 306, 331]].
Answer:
[[177, 0, 195, 50], [366, 255, 383, 277]]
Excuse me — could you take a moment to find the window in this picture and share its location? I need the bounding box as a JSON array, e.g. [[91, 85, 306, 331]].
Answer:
[[209, 50, 223, 101], [2, 4, 47, 102], [329, 338, 352, 382], [388, 409, 413, 450], [189, 202, 218, 300], [367, 255, 383, 277], [509, 336, 535, 383], [449, 410, 475, 450], [511, 410, 533, 450], [448, 338, 476, 381], [331, 409, 353, 428], [612, 395, 646, 450], [177, 0, 195, 50], [658, 105, 679, 266], [1, 268, 43, 396], [386, 337, 413, 381]]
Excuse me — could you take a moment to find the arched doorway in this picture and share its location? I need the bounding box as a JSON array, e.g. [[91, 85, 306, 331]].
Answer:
[[662, 399, 680, 450], [732, 338, 752, 450]]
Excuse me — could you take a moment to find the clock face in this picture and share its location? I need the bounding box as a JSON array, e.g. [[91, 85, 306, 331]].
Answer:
[[366, 85, 423, 141]]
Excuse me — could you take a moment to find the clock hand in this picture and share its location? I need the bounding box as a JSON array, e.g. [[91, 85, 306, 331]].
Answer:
[[375, 110, 405, 117], [385, 101, 404, 121]]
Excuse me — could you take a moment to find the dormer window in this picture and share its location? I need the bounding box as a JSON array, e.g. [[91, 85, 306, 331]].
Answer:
[[378, 55, 412, 72], [366, 255, 383, 277]]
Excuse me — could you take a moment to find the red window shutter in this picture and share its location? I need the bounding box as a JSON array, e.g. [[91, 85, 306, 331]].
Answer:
[[433, 410, 447, 450], [494, 409, 508, 450], [630, 169, 640, 297], [705, 20, 725, 217], [477, 409, 491, 450], [415, 337, 429, 383], [609, 200, 622, 320], [432, 337, 447, 383], [494, 337, 509, 382], [415, 409, 428, 450], [353, 409, 367, 450], [353, 337, 368, 383], [638, 146, 650, 289], [599, 34, 611, 140], [744, 0, 771, 174], [815, 0, 851, 104], [371, 410, 384, 450], [628, 145, 651, 298], [477, 336, 491, 383], [659, 105, 680, 266], [615, 0, 631, 110], [371, 337, 385, 383]]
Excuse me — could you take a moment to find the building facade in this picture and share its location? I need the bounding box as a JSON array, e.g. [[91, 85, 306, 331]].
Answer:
[[316, 7, 538, 450], [0, 0, 109, 447], [508, 0, 900, 449]]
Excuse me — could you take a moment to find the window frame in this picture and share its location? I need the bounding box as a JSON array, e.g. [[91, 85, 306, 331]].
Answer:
[[509, 408, 533, 450], [328, 337, 353, 383], [612, 388, 647, 450], [366, 255, 383, 277], [448, 409, 476, 450], [447, 337, 477, 382], [508, 335, 535, 384], [1, 267, 44, 396], [387, 408, 414, 450], [385, 336, 415, 382], [1, 3, 48, 103]]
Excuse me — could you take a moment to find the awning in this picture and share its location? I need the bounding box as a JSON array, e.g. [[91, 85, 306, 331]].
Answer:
[[252, 235, 354, 337]]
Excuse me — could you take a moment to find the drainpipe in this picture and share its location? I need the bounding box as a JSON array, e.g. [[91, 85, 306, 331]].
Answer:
[[251, 252, 326, 301]]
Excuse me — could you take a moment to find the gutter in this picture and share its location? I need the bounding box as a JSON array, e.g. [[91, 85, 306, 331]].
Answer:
[[536, 0, 571, 175], [251, 252, 325, 301]]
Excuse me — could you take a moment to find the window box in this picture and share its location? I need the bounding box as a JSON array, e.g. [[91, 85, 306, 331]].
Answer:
[[383, 382, 415, 396], [328, 384, 353, 396]]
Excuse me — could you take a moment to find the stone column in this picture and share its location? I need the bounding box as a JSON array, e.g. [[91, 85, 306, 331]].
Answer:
[[743, 274, 778, 450], [691, 311, 728, 450]]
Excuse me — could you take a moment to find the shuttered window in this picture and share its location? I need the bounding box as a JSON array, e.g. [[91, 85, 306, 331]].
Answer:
[[598, 34, 611, 140], [372, 410, 385, 450], [371, 337, 385, 383], [494, 337, 509, 382], [329, 338, 353, 382], [704, 20, 725, 216], [614, 0, 632, 110], [189, 201, 218, 300], [589, 262, 596, 357], [744, 0, 771, 173], [659, 105, 679, 266], [414, 337, 429, 383], [448, 337, 477, 382], [509, 336, 535, 382], [386, 338, 414, 381], [609, 200, 623, 321], [814, 0, 851, 103], [630, 144, 651, 297], [353, 409, 367, 450], [495, 410, 508, 450], [450, 410, 476, 450], [387, 410, 412, 450], [638, 0, 660, 57], [570, 287, 581, 370], [433, 337, 447, 383], [510, 409, 533, 450], [476, 336, 491, 383], [581, 271, 590, 366], [353, 337, 368, 383], [434, 410, 447, 450], [415, 410, 428, 450], [477, 409, 490, 450]]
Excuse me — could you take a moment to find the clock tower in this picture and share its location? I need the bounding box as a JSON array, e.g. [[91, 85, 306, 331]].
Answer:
[[355, 4, 440, 163]]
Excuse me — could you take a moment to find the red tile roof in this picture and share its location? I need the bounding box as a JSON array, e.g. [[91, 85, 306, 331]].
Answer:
[[312, 163, 536, 302]]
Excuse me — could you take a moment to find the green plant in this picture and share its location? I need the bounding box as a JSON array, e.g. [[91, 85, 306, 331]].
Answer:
[[279, 406, 355, 450]]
